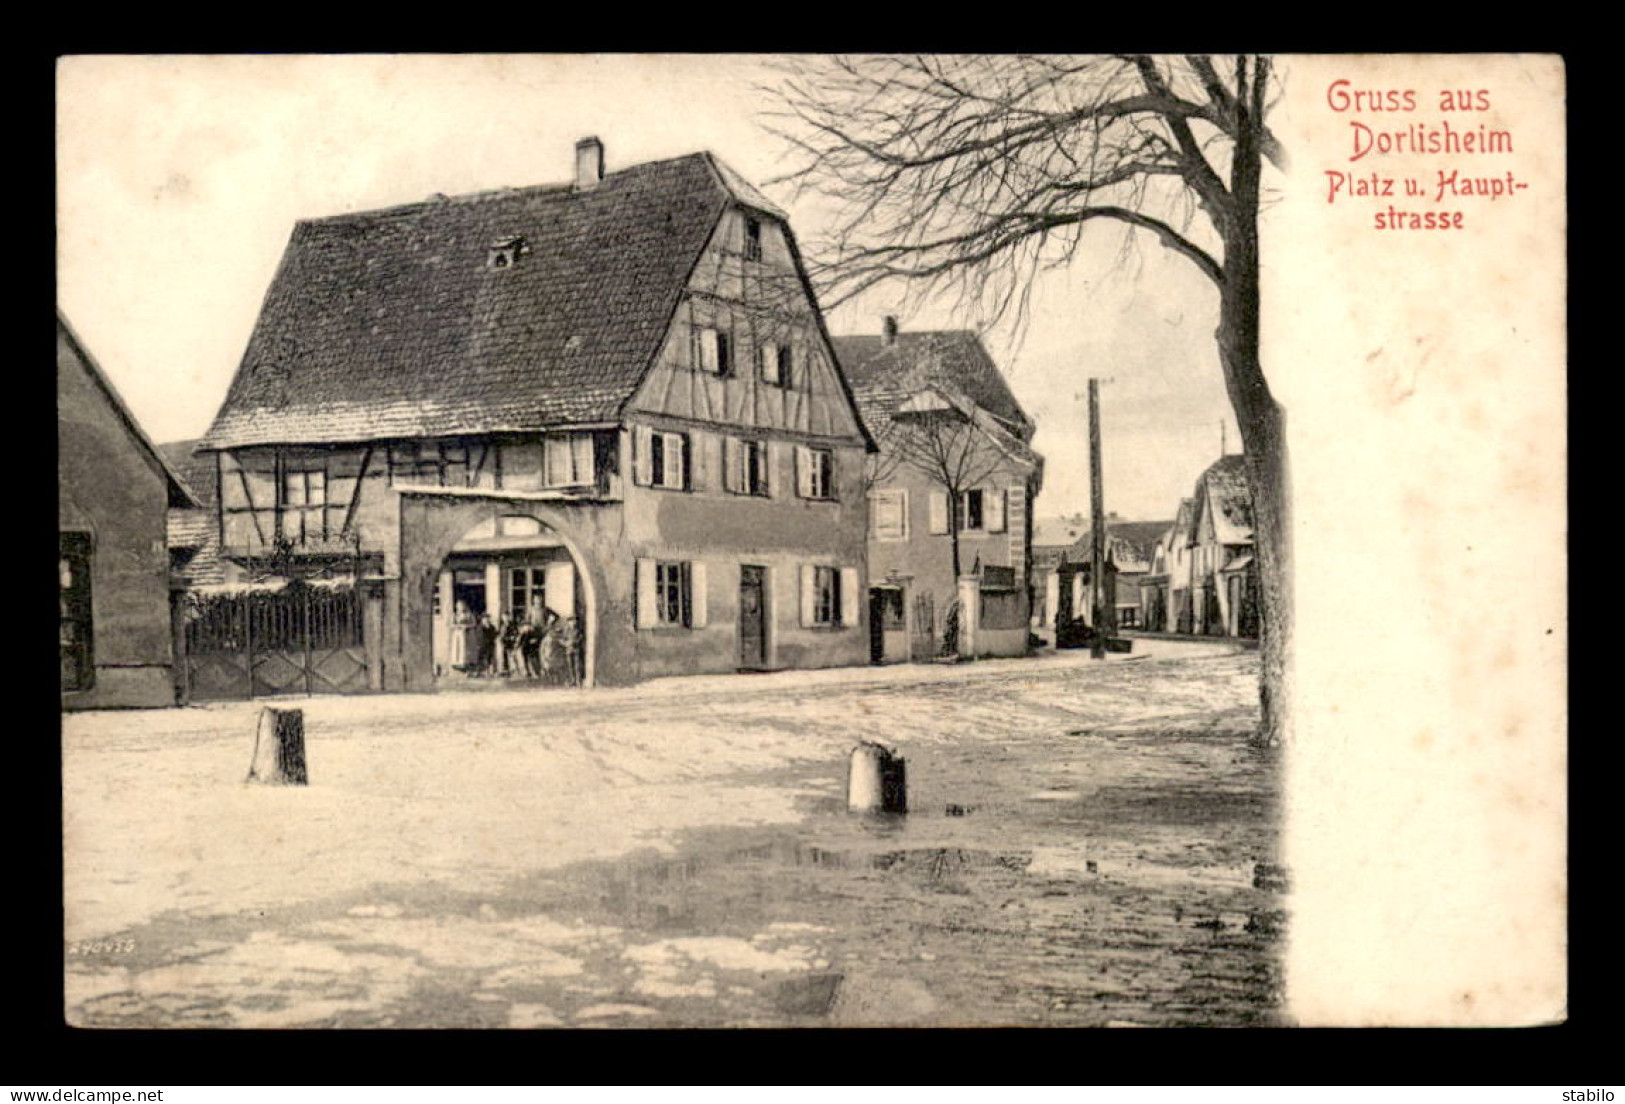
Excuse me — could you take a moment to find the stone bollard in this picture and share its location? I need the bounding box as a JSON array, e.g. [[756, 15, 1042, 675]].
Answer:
[[847, 741, 907, 814], [247, 706, 308, 786]]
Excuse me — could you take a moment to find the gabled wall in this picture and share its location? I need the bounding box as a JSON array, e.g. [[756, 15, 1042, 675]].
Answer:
[[58, 327, 179, 709], [627, 208, 864, 444]]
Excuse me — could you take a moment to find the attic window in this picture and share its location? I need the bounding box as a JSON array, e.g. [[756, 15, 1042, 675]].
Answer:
[[488, 236, 529, 270], [743, 216, 763, 261]]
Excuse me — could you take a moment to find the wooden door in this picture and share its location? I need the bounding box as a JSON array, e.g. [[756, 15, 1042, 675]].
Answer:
[[739, 565, 766, 669], [868, 589, 886, 663]]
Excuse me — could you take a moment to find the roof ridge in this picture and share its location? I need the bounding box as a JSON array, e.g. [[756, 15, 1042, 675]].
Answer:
[[296, 151, 717, 226]]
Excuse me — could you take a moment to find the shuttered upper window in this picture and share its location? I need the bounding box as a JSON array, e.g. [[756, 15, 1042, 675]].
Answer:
[[633, 427, 689, 490], [795, 447, 835, 501], [870, 489, 908, 540], [543, 433, 595, 488], [693, 326, 732, 376]]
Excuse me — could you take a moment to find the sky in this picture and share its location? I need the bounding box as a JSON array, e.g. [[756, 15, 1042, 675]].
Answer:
[[56, 54, 1240, 524]]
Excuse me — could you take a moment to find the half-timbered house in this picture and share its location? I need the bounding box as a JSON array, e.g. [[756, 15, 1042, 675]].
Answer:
[[1187, 454, 1258, 638], [832, 321, 1042, 662], [59, 313, 199, 709], [191, 140, 873, 695]]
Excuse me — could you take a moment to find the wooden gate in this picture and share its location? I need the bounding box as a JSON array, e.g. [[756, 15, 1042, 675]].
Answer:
[[184, 584, 369, 700]]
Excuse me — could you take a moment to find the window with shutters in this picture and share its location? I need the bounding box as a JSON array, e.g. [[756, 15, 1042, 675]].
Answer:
[[725, 438, 770, 497], [692, 326, 732, 377], [656, 562, 692, 627], [797, 447, 835, 500], [869, 489, 908, 540], [956, 489, 985, 532], [645, 430, 688, 490], [543, 433, 596, 488], [758, 342, 792, 387], [812, 565, 839, 626]]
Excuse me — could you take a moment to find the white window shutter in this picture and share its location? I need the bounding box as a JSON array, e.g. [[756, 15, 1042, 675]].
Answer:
[[636, 558, 657, 629], [688, 432, 708, 492], [840, 567, 860, 628], [800, 564, 817, 627], [708, 432, 723, 492], [664, 433, 685, 489], [723, 437, 740, 493], [633, 427, 653, 486], [928, 491, 948, 535], [573, 434, 594, 484], [689, 562, 708, 628], [987, 488, 1006, 533], [545, 560, 575, 619], [795, 447, 811, 497]]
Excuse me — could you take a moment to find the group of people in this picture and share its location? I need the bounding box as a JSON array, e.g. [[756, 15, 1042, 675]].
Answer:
[[448, 603, 581, 685]]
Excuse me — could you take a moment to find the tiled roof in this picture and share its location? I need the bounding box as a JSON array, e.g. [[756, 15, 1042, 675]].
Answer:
[[201, 152, 754, 450], [1075, 520, 1174, 573], [158, 439, 216, 510], [1033, 517, 1087, 550], [1198, 454, 1254, 544], [157, 438, 227, 580], [832, 330, 1034, 438]]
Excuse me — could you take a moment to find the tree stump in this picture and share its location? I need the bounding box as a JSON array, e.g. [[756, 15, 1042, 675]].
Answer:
[[247, 707, 308, 785], [847, 741, 907, 814]]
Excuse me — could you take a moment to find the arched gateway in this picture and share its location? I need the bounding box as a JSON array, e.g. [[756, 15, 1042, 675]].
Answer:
[[396, 492, 598, 690]]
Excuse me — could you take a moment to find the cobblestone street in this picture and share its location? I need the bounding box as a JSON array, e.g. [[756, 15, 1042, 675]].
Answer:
[[63, 639, 1283, 1027]]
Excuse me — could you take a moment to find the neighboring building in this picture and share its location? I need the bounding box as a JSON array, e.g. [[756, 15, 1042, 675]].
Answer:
[[1141, 499, 1195, 633], [58, 312, 199, 709], [833, 321, 1042, 662], [1039, 518, 1170, 636], [159, 439, 227, 588], [1188, 454, 1258, 637], [190, 140, 874, 695], [1137, 454, 1258, 638], [1072, 520, 1172, 630]]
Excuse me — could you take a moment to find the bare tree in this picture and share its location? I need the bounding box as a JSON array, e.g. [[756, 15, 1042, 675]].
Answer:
[[765, 54, 1291, 745]]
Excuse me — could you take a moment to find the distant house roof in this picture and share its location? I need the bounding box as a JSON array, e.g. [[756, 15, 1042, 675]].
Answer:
[[1195, 454, 1254, 545], [201, 151, 794, 450], [158, 439, 216, 511], [156, 438, 227, 579], [832, 329, 1034, 441], [1075, 520, 1174, 574], [58, 311, 198, 509], [1033, 516, 1088, 551]]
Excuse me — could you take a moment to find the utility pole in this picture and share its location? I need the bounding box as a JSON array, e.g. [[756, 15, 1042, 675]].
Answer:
[[1089, 379, 1106, 660]]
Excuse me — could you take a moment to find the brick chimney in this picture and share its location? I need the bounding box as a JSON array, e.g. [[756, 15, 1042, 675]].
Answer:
[[574, 137, 604, 191], [883, 316, 899, 345]]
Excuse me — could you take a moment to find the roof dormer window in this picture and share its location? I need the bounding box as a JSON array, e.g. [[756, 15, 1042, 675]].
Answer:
[[488, 235, 529, 270]]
